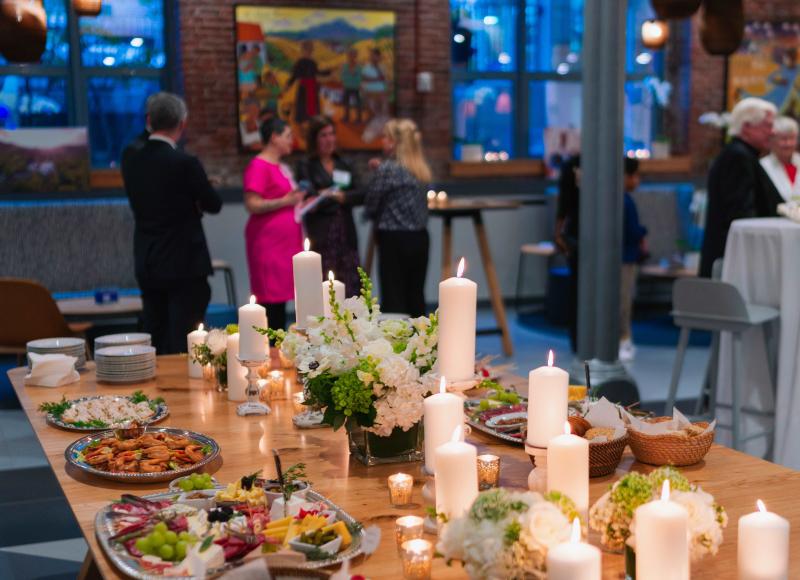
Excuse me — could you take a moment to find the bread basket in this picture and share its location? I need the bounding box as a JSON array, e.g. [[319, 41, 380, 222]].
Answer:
[[627, 418, 714, 466], [588, 434, 629, 477]]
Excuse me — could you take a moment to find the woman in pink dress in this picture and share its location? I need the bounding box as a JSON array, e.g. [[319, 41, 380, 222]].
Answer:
[[243, 118, 304, 329]]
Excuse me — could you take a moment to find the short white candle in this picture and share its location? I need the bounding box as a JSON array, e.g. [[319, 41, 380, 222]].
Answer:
[[423, 376, 464, 473], [226, 333, 247, 402], [434, 426, 478, 520], [526, 350, 569, 448], [186, 323, 207, 378], [292, 238, 324, 328], [238, 295, 267, 361], [635, 481, 689, 580], [322, 270, 346, 318], [547, 422, 589, 513], [437, 257, 477, 383], [738, 499, 790, 580], [547, 518, 602, 580]]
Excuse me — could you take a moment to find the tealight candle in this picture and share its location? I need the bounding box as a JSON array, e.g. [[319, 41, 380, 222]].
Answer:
[[547, 422, 589, 513], [279, 349, 293, 369], [635, 481, 689, 580], [186, 323, 207, 378], [738, 499, 790, 580], [437, 258, 477, 383], [526, 350, 569, 448], [238, 296, 267, 361], [400, 538, 433, 580], [322, 271, 346, 318], [266, 370, 285, 400], [395, 515, 424, 551], [292, 239, 324, 328], [388, 473, 414, 506], [477, 454, 500, 489], [547, 518, 602, 580], [292, 391, 306, 413]]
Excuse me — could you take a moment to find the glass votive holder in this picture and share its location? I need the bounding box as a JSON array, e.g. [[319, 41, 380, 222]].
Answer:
[[202, 363, 214, 381], [257, 379, 270, 404], [267, 370, 285, 400], [279, 350, 293, 369], [292, 391, 306, 413], [400, 538, 433, 580], [477, 454, 500, 490], [388, 473, 414, 506], [395, 515, 424, 552]]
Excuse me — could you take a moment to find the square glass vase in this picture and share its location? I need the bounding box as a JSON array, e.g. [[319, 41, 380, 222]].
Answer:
[[347, 422, 424, 466]]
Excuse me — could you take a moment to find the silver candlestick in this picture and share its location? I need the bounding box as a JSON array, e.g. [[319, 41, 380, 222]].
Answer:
[[236, 357, 271, 416]]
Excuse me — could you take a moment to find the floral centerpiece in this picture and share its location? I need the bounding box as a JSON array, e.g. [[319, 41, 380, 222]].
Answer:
[[191, 324, 238, 390], [589, 466, 728, 562], [437, 488, 579, 579], [267, 269, 438, 464]]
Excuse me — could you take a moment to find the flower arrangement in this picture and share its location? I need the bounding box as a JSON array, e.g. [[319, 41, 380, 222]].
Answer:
[[267, 268, 438, 437], [191, 324, 238, 385], [589, 466, 728, 560], [437, 489, 578, 580]]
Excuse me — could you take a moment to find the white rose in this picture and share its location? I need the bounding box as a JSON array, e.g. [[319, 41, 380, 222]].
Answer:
[[206, 329, 227, 356]]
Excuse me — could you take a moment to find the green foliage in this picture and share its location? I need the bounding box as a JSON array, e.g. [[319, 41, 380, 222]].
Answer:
[[357, 267, 377, 316], [609, 472, 654, 517], [544, 491, 581, 524], [225, 324, 239, 335], [254, 326, 286, 348], [648, 466, 691, 493], [504, 520, 522, 545], [331, 370, 375, 418], [38, 397, 70, 418], [469, 489, 529, 523]]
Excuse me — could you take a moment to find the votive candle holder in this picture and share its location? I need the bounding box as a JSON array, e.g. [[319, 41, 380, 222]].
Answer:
[[395, 515, 424, 552], [388, 473, 414, 506], [477, 454, 500, 490], [267, 370, 286, 400], [400, 538, 433, 579]]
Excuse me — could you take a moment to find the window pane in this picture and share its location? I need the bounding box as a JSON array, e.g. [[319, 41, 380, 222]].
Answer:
[[624, 80, 655, 155], [525, 0, 583, 73], [528, 80, 581, 158], [453, 80, 514, 160], [451, 0, 517, 72], [0, 0, 69, 66], [0, 76, 68, 128], [87, 77, 159, 167], [80, 0, 165, 68], [626, 0, 659, 74]]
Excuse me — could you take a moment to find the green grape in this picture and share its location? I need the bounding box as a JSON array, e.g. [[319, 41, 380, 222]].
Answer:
[[149, 531, 165, 549], [154, 522, 168, 534], [178, 531, 192, 542], [175, 541, 188, 560], [164, 531, 178, 545], [178, 478, 194, 492], [135, 537, 151, 554], [158, 544, 175, 561], [479, 399, 490, 411]]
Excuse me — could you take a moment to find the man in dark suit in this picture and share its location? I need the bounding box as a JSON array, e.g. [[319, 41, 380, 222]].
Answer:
[[122, 92, 222, 354], [700, 97, 782, 278]]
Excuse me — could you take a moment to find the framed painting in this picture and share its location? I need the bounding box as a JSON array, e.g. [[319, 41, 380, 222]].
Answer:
[[0, 128, 89, 194], [234, 5, 395, 152]]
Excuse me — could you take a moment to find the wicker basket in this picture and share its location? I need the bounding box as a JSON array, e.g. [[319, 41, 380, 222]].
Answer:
[[589, 434, 629, 477], [627, 421, 714, 466], [568, 415, 592, 437]]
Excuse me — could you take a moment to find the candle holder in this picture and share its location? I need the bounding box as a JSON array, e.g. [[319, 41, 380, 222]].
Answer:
[[400, 539, 433, 580], [524, 441, 548, 493], [236, 357, 271, 416], [421, 466, 438, 535], [395, 515, 424, 552], [477, 454, 501, 490], [388, 473, 414, 506], [266, 370, 285, 400]]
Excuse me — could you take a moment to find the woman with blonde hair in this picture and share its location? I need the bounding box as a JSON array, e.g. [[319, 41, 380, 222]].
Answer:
[[365, 118, 432, 317]]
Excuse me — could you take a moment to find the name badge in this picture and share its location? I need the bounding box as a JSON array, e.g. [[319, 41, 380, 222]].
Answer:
[[332, 169, 351, 188]]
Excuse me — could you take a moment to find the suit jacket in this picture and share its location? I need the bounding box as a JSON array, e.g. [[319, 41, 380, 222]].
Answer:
[[760, 151, 800, 202], [122, 139, 222, 287], [699, 138, 781, 277]]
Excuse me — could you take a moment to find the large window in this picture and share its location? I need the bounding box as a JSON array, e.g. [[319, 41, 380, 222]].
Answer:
[[451, 0, 686, 161], [0, 0, 172, 168]]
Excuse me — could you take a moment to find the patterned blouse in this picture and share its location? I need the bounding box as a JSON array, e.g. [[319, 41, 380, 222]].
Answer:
[[365, 160, 429, 231]]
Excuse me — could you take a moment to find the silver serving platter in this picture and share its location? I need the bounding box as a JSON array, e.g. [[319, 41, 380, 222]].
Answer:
[[45, 395, 169, 432], [465, 399, 527, 446], [65, 427, 220, 483], [94, 489, 365, 579]]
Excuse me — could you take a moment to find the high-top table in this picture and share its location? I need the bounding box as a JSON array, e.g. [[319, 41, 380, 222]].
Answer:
[[8, 355, 800, 579]]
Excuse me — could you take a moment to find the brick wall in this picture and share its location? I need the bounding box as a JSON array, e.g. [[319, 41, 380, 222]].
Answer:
[[178, 0, 451, 186]]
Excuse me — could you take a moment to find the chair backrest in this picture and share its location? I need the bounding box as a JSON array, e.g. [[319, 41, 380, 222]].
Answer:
[[593, 378, 641, 408], [672, 278, 749, 322], [0, 278, 74, 348]]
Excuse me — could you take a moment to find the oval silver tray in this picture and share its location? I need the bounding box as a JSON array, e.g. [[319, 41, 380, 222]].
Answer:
[[94, 488, 365, 579], [465, 399, 527, 446], [65, 427, 220, 483], [45, 395, 169, 432]]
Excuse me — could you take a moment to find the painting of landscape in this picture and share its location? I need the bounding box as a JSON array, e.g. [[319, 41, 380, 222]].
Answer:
[[0, 128, 90, 194], [234, 6, 395, 151]]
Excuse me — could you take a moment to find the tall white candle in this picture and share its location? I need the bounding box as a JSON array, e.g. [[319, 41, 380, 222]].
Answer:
[[438, 257, 477, 382], [423, 377, 464, 473], [635, 481, 689, 580], [547, 518, 602, 580], [238, 295, 267, 361], [186, 323, 207, 378], [547, 422, 589, 513], [226, 332, 248, 402], [738, 500, 790, 580], [526, 350, 569, 448], [293, 238, 324, 328], [322, 271, 346, 318], [434, 426, 478, 520]]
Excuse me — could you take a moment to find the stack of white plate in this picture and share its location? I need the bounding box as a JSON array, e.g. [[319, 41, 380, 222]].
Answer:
[[27, 337, 86, 370], [95, 345, 157, 383], [95, 332, 151, 351]]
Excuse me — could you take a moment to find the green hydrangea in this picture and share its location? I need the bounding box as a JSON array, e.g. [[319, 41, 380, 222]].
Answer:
[[609, 472, 653, 516], [469, 489, 528, 523], [648, 466, 691, 493], [544, 490, 580, 523], [331, 369, 374, 417], [225, 324, 239, 335]]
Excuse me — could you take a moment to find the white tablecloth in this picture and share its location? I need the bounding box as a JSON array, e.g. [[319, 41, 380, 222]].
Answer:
[[718, 218, 800, 467]]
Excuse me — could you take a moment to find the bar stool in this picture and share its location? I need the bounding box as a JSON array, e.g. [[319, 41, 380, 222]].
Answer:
[[212, 259, 237, 307], [665, 277, 779, 454], [515, 241, 556, 312]]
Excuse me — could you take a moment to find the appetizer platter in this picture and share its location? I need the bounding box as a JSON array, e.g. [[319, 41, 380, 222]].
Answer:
[[39, 391, 168, 431], [65, 427, 219, 483]]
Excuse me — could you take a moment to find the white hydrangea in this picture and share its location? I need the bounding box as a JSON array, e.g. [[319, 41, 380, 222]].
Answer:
[[205, 329, 227, 356], [671, 489, 727, 560]]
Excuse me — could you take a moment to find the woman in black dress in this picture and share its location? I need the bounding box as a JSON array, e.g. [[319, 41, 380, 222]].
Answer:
[[296, 115, 363, 296]]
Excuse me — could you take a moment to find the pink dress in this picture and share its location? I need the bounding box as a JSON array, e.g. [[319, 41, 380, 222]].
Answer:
[[244, 158, 303, 303]]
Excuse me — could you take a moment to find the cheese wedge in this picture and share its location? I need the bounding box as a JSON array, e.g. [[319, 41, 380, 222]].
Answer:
[[266, 516, 293, 530]]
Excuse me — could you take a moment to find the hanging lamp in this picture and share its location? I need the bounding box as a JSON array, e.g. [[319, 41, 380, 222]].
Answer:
[[73, 0, 101, 17], [641, 19, 670, 49], [651, 0, 702, 20], [0, 0, 47, 63], [700, 0, 744, 56]]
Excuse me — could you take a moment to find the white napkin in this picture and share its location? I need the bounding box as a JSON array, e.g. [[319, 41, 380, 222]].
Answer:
[[25, 353, 80, 387], [624, 406, 716, 435], [581, 397, 626, 441]]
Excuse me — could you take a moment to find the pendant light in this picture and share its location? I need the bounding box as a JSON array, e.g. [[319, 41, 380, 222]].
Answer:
[[651, 0, 702, 20], [641, 19, 670, 50], [700, 0, 744, 56], [73, 0, 101, 17], [0, 0, 47, 63]]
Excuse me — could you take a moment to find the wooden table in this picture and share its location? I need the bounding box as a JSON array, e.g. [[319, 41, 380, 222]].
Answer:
[[57, 296, 143, 321], [8, 355, 800, 579]]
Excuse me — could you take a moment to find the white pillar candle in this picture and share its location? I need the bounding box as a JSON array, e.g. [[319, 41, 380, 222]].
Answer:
[[423, 377, 464, 473], [322, 271, 346, 318], [738, 500, 790, 580], [292, 238, 324, 328], [238, 295, 267, 361], [226, 333, 248, 402], [526, 350, 569, 448], [547, 422, 590, 513], [635, 481, 689, 580], [437, 257, 477, 383], [434, 426, 478, 520], [186, 323, 207, 378], [547, 518, 602, 580]]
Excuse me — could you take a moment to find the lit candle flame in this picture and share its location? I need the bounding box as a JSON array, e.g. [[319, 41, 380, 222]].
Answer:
[[450, 425, 463, 443], [570, 517, 581, 543], [328, 270, 335, 282], [661, 479, 671, 502], [757, 499, 767, 513], [249, 295, 256, 305], [304, 238, 310, 252], [547, 349, 554, 367], [439, 376, 447, 394], [564, 421, 571, 435], [198, 323, 204, 332], [457, 257, 466, 278]]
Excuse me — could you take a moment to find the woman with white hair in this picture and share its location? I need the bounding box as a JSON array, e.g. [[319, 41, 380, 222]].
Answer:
[[760, 115, 800, 201]]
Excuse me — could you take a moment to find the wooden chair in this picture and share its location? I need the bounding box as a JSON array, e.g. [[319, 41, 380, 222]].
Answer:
[[0, 278, 91, 364]]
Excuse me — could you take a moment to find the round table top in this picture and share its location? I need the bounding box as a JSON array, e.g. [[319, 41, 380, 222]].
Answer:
[[428, 198, 522, 215], [57, 296, 143, 317]]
